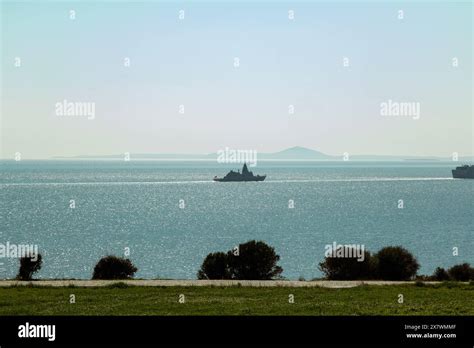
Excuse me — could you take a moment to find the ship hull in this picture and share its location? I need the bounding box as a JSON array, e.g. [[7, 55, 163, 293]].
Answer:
[[213, 176, 266, 182], [452, 169, 474, 179]]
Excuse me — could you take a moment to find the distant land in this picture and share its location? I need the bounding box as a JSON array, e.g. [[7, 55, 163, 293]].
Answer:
[[53, 146, 474, 162]]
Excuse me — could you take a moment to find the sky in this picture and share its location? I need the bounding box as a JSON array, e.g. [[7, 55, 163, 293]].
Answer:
[[1, 0, 472, 159]]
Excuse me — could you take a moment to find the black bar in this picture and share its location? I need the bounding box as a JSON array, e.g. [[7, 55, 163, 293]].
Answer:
[[0, 316, 473, 346]]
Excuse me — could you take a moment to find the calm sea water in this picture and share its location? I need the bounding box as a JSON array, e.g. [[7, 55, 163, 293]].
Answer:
[[1, 160, 472, 280]]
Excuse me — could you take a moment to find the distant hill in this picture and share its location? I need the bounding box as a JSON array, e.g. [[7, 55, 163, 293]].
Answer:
[[260, 146, 332, 160], [56, 147, 334, 160], [54, 147, 473, 162]]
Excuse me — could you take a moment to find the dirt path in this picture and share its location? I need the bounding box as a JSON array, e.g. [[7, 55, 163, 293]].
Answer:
[[0, 279, 440, 288]]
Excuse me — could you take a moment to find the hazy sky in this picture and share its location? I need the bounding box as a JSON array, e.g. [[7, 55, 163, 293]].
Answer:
[[1, 1, 472, 159]]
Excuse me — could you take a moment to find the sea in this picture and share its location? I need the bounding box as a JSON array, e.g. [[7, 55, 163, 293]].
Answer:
[[1, 160, 473, 280]]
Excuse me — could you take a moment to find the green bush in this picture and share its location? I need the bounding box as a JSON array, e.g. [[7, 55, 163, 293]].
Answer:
[[319, 247, 376, 280], [197, 240, 283, 280], [375, 246, 419, 280], [16, 253, 43, 281], [197, 252, 231, 280], [227, 240, 283, 280], [448, 263, 474, 281], [92, 255, 137, 280], [415, 280, 426, 287], [431, 267, 450, 281]]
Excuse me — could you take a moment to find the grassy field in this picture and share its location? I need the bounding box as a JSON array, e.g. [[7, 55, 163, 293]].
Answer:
[[0, 282, 472, 316]]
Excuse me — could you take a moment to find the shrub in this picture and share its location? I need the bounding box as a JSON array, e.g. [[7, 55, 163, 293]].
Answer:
[[92, 255, 137, 280], [197, 240, 283, 280], [415, 280, 425, 287], [432, 267, 450, 281], [415, 274, 431, 281], [319, 247, 376, 280], [197, 252, 231, 280], [448, 263, 474, 281], [16, 253, 43, 281], [375, 246, 419, 280], [227, 240, 283, 280], [439, 281, 460, 289], [106, 282, 129, 289]]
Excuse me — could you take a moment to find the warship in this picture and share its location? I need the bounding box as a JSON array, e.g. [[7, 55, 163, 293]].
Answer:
[[213, 163, 266, 182], [452, 165, 474, 179]]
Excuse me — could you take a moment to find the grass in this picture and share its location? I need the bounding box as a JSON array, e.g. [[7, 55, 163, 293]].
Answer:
[[0, 282, 472, 316]]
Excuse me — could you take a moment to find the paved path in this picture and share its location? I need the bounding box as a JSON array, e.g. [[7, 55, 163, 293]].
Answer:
[[0, 279, 441, 288]]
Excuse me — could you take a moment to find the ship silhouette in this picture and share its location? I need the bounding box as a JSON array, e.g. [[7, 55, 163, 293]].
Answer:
[[213, 163, 266, 182], [452, 164, 474, 179]]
